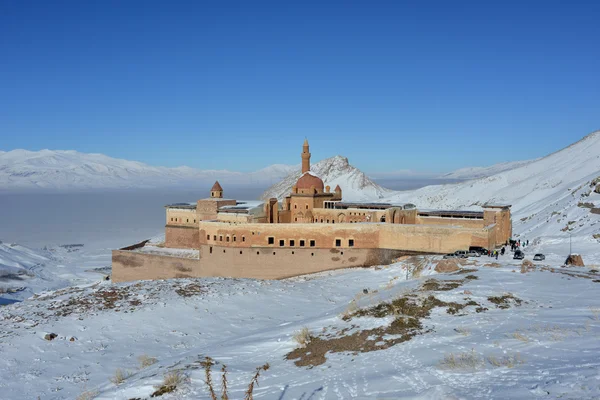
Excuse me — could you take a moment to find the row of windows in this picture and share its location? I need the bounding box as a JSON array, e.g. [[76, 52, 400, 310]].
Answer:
[[170, 217, 196, 223], [209, 247, 325, 257], [267, 237, 354, 247], [207, 234, 246, 243], [293, 204, 310, 209]]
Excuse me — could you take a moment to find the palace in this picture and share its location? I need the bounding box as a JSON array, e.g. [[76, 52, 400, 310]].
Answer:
[[112, 140, 511, 282]]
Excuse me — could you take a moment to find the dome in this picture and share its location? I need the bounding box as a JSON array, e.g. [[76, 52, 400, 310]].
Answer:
[[296, 172, 324, 190]]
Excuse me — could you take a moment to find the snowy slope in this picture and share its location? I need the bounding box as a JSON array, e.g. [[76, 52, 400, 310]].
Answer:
[[439, 159, 537, 180], [384, 131, 600, 244], [261, 155, 392, 201], [2, 251, 600, 399], [0, 149, 296, 190]]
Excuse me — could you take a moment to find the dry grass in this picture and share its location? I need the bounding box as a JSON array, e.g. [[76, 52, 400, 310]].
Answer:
[[163, 370, 186, 387], [487, 353, 524, 368], [293, 327, 313, 347], [590, 307, 600, 320], [511, 331, 529, 342], [438, 349, 484, 370], [75, 389, 98, 400], [109, 368, 131, 385], [244, 363, 270, 400], [455, 327, 471, 336], [138, 354, 157, 368], [341, 299, 359, 319], [521, 259, 535, 273]]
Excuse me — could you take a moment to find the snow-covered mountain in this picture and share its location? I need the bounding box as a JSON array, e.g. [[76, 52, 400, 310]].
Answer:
[[439, 159, 537, 180], [383, 130, 600, 242], [261, 155, 392, 201], [0, 149, 296, 190]]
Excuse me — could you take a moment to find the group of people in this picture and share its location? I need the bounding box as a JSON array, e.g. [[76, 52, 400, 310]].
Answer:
[[485, 248, 503, 259], [509, 239, 529, 252]]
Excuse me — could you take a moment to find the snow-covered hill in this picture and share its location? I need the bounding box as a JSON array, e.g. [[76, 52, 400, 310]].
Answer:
[[384, 130, 600, 244], [261, 155, 392, 201], [0, 149, 296, 190], [439, 159, 537, 180]]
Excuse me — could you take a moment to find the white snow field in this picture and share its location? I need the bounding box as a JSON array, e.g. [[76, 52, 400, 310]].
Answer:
[[1, 248, 600, 399]]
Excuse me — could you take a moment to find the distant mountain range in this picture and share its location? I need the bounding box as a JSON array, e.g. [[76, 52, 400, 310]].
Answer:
[[0, 149, 297, 190]]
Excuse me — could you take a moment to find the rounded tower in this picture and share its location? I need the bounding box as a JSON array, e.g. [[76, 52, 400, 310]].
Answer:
[[210, 181, 223, 198], [301, 138, 311, 174]]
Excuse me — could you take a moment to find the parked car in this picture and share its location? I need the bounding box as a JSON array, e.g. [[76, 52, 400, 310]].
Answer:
[[469, 246, 488, 255], [443, 253, 457, 259], [513, 250, 525, 260], [467, 250, 480, 257], [454, 250, 469, 258], [533, 253, 545, 261]]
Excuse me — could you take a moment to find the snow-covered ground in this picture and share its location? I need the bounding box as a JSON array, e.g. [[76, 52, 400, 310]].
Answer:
[[1, 241, 600, 399]]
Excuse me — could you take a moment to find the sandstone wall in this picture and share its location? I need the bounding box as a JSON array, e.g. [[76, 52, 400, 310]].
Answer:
[[165, 225, 199, 249], [112, 246, 412, 283]]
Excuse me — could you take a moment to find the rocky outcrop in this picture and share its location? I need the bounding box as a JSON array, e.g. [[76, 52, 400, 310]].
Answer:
[[261, 155, 391, 201], [564, 254, 584, 267]]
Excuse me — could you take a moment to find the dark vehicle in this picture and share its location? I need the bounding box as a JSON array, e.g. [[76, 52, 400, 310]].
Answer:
[[469, 246, 488, 255], [513, 250, 525, 260], [533, 254, 545, 261], [454, 250, 469, 258]]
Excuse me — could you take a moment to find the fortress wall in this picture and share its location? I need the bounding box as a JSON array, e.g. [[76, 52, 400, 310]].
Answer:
[[165, 225, 199, 249], [112, 250, 200, 283], [200, 221, 381, 249], [416, 216, 485, 229], [377, 224, 484, 254], [112, 246, 409, 283], [165, 208, 198, 228], [197, 246, 407, 280], [216, 213, 254, 223]]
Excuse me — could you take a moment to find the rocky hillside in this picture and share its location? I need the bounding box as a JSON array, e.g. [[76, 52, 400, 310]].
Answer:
[[261, 155, 392, 201], [439, 159, 536, 180]]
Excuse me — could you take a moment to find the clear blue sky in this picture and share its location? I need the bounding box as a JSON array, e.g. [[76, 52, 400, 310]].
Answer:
[[1, 0, 598, 173]]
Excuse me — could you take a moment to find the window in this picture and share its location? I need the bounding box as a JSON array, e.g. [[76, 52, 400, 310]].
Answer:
[[305, 205, 308, 209], [207, 235, 210, 240], [240, 250, 243, 254], [320, 219, 324, 223], [295, 218, 297, 222], [299, 240, 305, 247], [242, 236, 246, 242], [294, 204, 297, 209], [170, 217, 173, 221], [219, 235, 223, 241], [223, 249, 226, 253], [292, 251, 295, 254], [290, 239, 295, 246], [273, 251, 276, 255], [226, 236, 230, 242], [327, 219, 330, 223], [213, 235, 217, 240], [310, 240, 316, 247], [335, 239, 341, 247], [209, 247, 213, 254], [279, 239, 285, 247], [233, 236, 236, 242], [268, 237, 274, 245], [194, 219, 196, 223], [187, 219, 189, 223], [349, 239, 354, 247]]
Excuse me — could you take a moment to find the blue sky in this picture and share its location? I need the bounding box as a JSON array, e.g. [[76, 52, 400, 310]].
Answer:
[[1, 0, 598, 173]]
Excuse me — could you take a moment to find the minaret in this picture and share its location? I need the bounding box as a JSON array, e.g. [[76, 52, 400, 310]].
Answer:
[[301, 138, 311, 174]]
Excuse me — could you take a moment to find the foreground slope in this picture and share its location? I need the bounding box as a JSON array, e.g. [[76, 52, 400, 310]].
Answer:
[[1, 247, 599, 399], [261, 155, 392, 201]]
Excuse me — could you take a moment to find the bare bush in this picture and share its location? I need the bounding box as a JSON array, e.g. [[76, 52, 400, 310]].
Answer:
[[293, 327, 313, 347], [138, 354, 157, 368], [438, 349, 484, 370], [201, 357, 269, 400], [109, 368, 131, 385], [512, 331, 529, 342], [487, 353, 524, 368], [76, 389, 98, 400]]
